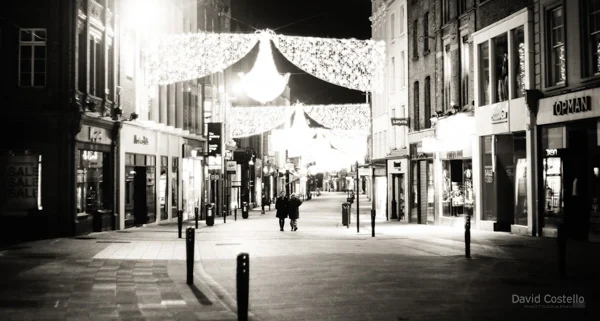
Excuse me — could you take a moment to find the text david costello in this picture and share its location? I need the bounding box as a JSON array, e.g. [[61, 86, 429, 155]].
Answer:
[[512, 294, 585, 308]]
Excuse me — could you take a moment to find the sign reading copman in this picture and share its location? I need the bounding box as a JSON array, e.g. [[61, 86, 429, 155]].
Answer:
[[553, 96, 591, 116]]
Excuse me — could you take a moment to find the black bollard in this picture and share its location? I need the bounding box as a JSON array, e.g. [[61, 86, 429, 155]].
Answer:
[[371, 209, 376, 237], [465, 215, 471, 258], [261, 204, 265, 214], [557, 222, 566, 279], [186, 227, 195, 285], [178, 210, 183, 239], [237, 253, 250, 321], [195, 207, 199, 229], [234, 207, 237, 221]]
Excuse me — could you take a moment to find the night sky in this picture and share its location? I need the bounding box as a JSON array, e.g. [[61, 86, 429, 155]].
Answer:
[[229, 0, 372, 105]]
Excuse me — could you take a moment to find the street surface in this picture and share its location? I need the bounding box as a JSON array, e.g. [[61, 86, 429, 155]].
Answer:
[[0, 192, 599, 320]]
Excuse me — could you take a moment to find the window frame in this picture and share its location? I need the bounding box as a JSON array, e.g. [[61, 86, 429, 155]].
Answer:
[[412, 19, 419, 59], [424, 76, 431, 129], [18, 28, 47, 88], [582, 0, 600, 79], [423, 12, 430, 54], [460, 35, 470, 107], [391, 13, 395, 41], [544, 4, 567, 89], [413, 81, 420, 131], [443, 44, 452, 110], [391, 56, 396, 92]]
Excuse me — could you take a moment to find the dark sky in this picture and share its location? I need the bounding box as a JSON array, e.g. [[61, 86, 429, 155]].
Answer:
[[229, 0, 372, 105]]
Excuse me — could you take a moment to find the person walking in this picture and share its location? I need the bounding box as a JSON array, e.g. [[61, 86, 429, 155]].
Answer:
[[287, 193, 303, 231], [275, 192, 288, 231]]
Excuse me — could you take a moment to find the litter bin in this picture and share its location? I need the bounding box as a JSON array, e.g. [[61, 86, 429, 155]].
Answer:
[[242, 202, 249, 219], [347, 196, 354, 204], [342, 202, 351, 226], [206, 203, 215, 226]]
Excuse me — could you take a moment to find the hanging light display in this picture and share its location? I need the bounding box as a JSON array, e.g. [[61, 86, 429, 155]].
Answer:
[[239, 30, 291, 104], [228, 106, 294, 138], [303, 104, 370, 131], [145, 32, 259, 85], [272, 34, 385, 92], [144, 30, 385, 92]]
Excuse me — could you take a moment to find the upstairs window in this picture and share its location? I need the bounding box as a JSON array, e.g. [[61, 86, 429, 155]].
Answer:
[[546, 5, 565, 86], [391, 13, 395, 40], [413, 81, 420, 131], [584, 0, 600, 76], [19, 29, 46, 87], [442, 0, 450, 25], [412, 19, 419, 58], [423, 12, 430, 53]]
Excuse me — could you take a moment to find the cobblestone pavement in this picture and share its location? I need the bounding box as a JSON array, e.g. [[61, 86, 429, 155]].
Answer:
[[0, 192, 599, 320]]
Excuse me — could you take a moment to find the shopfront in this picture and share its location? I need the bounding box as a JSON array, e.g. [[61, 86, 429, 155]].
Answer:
[[409, 143, 434, 224], [75, 122, 117, 234], [119, 123, 184, 229], [387, 158, 408, 221], [473, 7, 534, 234], [537, 90, 600, 241], [182, 141, 204, 220]]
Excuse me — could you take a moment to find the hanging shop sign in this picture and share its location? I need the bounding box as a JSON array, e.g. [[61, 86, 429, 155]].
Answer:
[[553, 96, 591, 116], [491, 103, 508, 123], [391, 118, 409, 126], [207, 123, 222, 157]]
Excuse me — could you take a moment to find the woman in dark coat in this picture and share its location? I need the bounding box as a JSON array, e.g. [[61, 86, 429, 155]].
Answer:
[[287, 193, 303, 231], [275, 192, 288, 231]]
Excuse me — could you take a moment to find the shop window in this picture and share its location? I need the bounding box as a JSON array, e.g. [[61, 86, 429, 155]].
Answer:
[[584, 0, 600, 76], [76, 150, 110, 214], [172, 157, 179, 218], [542, 126, 566, 149], [546, 5, 566, 86], [426, 160, 435, 223], [19, 28, 46, 87], [442, 159, 474, 217], [510, 27, 525, 99], [411, 161, 419, 222], [492, 33, 508, 103], [479, 41, 490, 106], [542, 157, 563, 228], [514, 132, 528, 226]]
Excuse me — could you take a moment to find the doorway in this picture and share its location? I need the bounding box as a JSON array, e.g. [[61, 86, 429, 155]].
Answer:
[[564, 123, 592, 240], [392, 174, 405, 220]]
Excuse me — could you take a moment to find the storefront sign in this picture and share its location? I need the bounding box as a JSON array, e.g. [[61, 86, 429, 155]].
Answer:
[[553, 96, 591, 116], [226, 161, 236, 173], [491, 103, 508, 123], [133, 135, 149, 145], [545, 148, 559, 157], [391, 118, 409, 126], [76, 125, 111, 145], [207, 123, 222, 157], [2, 155, 39, 213]]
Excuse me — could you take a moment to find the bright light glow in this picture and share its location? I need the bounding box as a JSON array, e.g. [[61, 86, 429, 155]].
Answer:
[[303, 104, 370, 131], [434, 113, 475, 152], [145, 32, 259, 85], [124, 0, 162, 33], [37, 155, 42, 210], [272, 33, 385, 92], [228, 106, 294, 138], [232, 82, 243, 94], [239, 31, 290, 104]]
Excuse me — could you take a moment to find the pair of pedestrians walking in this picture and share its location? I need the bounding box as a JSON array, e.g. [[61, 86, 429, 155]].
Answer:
[[275, 192, 302, 231]]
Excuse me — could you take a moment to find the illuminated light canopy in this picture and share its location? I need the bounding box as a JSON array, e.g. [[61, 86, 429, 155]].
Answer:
[[239, 30, 291, 104], [228, 106, 294, 138], [145, 32, 259, 85], [145, 30, 386, 92], [303, 104, 370, 131], [272, 34, 385, 92]]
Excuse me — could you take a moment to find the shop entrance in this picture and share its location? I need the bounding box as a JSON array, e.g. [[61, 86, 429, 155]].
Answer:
[[564, 123, 591, 240], [124, 154, 156, 228], [391, 174, 405, 220]]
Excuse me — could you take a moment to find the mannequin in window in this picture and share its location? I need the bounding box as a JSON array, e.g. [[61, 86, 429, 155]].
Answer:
[[498, 53, 509, 101]]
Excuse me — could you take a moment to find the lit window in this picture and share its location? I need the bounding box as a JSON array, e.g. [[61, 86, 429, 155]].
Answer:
[[19, 29, 46, 87], [512, 27, 525, 98], [479, 41, 490, 106], [492, 33, 508, 103], [547, 6, 565, 86], [584, 0, 600, 76]]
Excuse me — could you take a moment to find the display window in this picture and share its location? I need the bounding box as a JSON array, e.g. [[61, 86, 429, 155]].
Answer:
[[76, 150, 109, 214], [542, 156, 563, 229], [442, 159, 474, 217]]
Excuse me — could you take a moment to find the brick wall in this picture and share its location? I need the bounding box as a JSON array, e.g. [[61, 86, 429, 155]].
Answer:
[[477, 0, 533, 31]]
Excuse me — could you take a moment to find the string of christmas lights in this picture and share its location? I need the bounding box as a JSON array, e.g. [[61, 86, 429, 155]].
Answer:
[[303, 104, 370, 131], [145, 32, 259, 85], [272, 34, 385, 92], [228, 106, 294, 138]]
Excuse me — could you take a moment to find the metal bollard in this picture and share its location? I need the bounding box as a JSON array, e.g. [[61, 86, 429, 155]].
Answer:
[[237, 253, 250, 321], [371, 209, 376, 237], [234, 207, 237, 221], [186, 227, 195, 285], [195, 207, 199, 229], [557, 222, 566, 279], [261, 204, 265, 214], [178, 210, 183, 239], [465, 215, 471, 258]]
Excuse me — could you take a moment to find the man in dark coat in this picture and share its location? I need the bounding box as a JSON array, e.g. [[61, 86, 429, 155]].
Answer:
[[287, 193, 303, 231], [275, 192, 288, 231]]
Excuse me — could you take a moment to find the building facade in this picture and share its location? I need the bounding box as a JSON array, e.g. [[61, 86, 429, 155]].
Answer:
[[371, 0, 410, 222], [0, 0, 120, 241]]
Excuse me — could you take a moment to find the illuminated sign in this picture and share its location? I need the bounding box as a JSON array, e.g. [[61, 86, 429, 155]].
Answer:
[[391, 118, 409, 126], [207, 123, 222, 157], [546, 149, 558, 157]]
